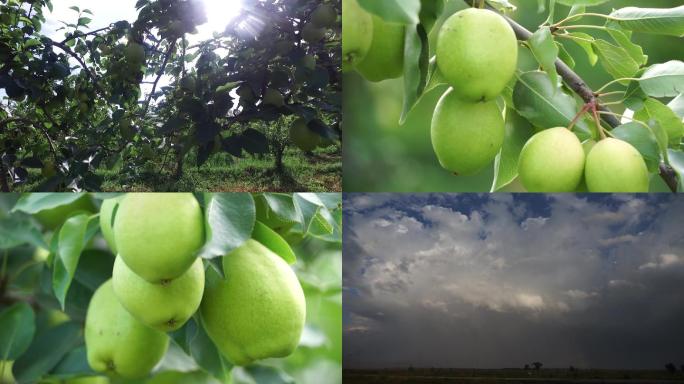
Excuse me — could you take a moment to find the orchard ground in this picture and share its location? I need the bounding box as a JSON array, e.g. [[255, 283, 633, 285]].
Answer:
[[15, 146, 341, 192], [343, 369, 684, 383]]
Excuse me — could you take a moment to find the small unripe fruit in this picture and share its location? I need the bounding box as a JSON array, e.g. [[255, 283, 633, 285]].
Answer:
[[124, 43, 145, 64], [85, 280, 168, 379], [289, 118, 320, 151], [41, 160, 57, 178], [180, 76, 196, 92], [263, 88, 285, 107], [431, 88, 504, 175], [114, 193, 204, 283], [112, 257, 204, 332], [436, 8, 517, 101], [585, 138, 649, 192], [302, 54, 316, 70], [355, 15, 405, 82], [518, 127, 585, 192], [311, 4, 337, 28], [342, 0, 373, 71], [301, 23, 327, 43], [201, 240, 305, 366]]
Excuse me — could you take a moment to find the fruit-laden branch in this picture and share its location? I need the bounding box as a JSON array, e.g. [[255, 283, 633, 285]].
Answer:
[[463, 0, 678, 192], [50, 40, 106, 96], [142, 41, 176, 118]]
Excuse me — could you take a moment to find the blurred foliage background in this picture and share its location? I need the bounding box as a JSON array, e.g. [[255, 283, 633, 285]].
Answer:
[[343, 0, 684, 192], [0, 193, 341, 384]]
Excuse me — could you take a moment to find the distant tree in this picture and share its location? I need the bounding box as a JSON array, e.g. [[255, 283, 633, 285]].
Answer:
[[680, 364, 684, 372], [524, 364, 530, 370], [569, 366, 576, 372], [532, 362, 543, 371], [408, 365, 414, 372], [665, 363, 677, 374]]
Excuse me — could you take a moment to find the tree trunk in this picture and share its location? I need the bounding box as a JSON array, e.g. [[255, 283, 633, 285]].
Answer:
[[274, 146, 285, 174], [0, 159, 10, 192], [174, 151, 184, 180]]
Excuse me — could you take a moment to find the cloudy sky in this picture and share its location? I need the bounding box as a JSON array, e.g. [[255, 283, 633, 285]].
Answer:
[[343, 194, 684, 369]]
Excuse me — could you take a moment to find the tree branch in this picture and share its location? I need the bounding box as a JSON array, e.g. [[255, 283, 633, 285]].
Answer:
[[50, 40, 106, 96], [463, 0, 678, 192], [142, 41, 176, 118]]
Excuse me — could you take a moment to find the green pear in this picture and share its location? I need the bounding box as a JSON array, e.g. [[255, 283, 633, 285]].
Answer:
[[585, 138, 649, 192], [436, 8, 518, 101], [355, 15, 405, 82], [518, 127, 585, 192], [179, 76, 196, 92], [200, 240, 306, 366], [112, 257, 204, 332], [34, 194, 96, 229], [342, 0, 373, 71], [41, 160, 57, 178], [302, 54, 316, 70], [431, 88, 504, 175], [289, 118, 320, 152], [85, 280, 169, 379], [301, 23, 327, 43], [119, 118, 135, 141], [114, 193, 204, 283], [99, 197, 122, 254], [125, 43, 145, 65], [311, 4, 337, 28], [263, 88, 285, 107]]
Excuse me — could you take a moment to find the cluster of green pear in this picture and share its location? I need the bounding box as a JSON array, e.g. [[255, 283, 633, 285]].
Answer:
[[301, 3, 337, 43], [341, 0, 405, 81], [431, 8, 518, 176], [85, 193, 306, 379], [518, 129, 649, 192]]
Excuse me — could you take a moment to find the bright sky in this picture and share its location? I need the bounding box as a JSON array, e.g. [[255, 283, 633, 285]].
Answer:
[[344, 193, 684, 369], [38, 0, 244, 100]]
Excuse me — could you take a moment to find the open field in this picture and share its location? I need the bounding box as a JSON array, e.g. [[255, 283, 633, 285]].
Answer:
[[15, 146, 341, 192], [343, 369, 684, 384]]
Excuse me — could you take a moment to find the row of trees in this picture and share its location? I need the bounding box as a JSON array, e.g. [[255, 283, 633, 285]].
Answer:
[[0, 0, 341, 191]]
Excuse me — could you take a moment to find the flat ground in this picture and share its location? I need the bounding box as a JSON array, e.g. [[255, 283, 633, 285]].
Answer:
[[17, 146, 341, 192], [343, 369, 684, 384]]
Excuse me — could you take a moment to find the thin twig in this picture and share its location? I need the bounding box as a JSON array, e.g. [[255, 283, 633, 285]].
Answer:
[[142, 41, 177, 118], [50, 40, 106, 96]]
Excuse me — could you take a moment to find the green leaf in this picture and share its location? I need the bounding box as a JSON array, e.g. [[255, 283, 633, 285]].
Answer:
[[512, 71, 594, 140], [12, 322, 82, 384], [68, 6, 80, 12], [528, 27, 559, 87], [611, 122, 661, 172], [242, 365, 295, 384], [567, 32, 598, 66], [486, 0, 517, 12], [609, 5, 684, 37], [592, 39, 639, 81], [53, 214, 99, 310], [192, 316, 232, 381], [357, 0, 421, 24], [492, 109, 535, 191], [293, 194, 332, 235], [418, 0, 444, 32], [634, 98, 684, 147], [215, 81, 240, 94], [667, 149, 684, 191], [638, 60, 684, 98], [0, 303, 35, 360], [200, 193, 255, 259], [261, 193, 299, 224], [556, 42, 575, 69], [605, 21, 648, 66], [400, 24, 429, 124], [12, 193, 86, 214], [0, 215, 46, 249], [668, 93, 684, 119], [252, 221, 296, 264], [77, 17, 91, 26]]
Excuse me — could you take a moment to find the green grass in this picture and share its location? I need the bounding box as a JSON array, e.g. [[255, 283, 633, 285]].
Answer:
[[16, 146, 341, 192]]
